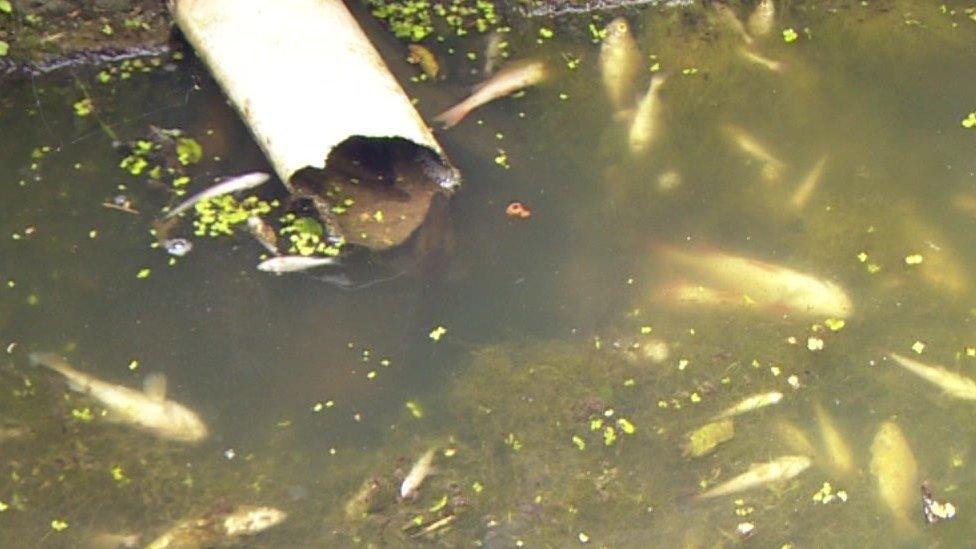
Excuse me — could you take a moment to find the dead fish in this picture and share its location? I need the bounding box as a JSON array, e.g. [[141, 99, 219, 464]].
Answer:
[[738, 46, 784, 73], [870, 421, 918, 529], [813, 402, 854, 477], [628, 73, 668, 155], [162, 238, 193, 257], [887, 352, 976, 400], [401, 447, 437, 498], [407, 44, 440, 80], [654, 281, 746, 308], [713, 2, 753, 44], [483, 31, 507, 75], [723, 124, 786, 181], [713, 391, 783, 420], [257, 255, 339, 274], [789, 154, 829, 210], [656, 244, 854, 318], [84, 531, 141, 549], [247, 216, 279, 255], [599, 17, 642, 114], [29, 353, 208, 443], [145, 505, 286, 549], [696, 455, 811, 499], [772, 419, 817, 456], [747, 0, 776, 37], [162, 172, 271, 219], [433, 59, 548, 129]]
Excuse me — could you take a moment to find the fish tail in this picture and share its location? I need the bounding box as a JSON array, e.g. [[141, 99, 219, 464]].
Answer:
[[29, 352, 87, 393], [432, 101, 472, 129]]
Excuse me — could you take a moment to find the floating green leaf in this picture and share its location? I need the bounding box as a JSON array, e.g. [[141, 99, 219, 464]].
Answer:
[[962, 111, 976, 129], [73, 98, 93, 117], [783, 28, 799, 43], [175, 137, 203, 165]]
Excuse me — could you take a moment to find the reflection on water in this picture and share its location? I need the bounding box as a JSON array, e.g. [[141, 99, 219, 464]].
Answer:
[[3, 1, 976, 546]]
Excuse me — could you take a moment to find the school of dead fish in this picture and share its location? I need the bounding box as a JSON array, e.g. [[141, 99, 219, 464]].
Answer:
[[15, 0, 976, 545], [428, 0, 972, 537]]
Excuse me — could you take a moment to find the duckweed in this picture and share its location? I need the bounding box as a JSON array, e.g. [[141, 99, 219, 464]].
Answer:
[[369, 0, 500, 42], [193, 195, 273, 237]]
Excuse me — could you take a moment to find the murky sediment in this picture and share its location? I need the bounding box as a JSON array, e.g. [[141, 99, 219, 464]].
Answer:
[[2, 1, 976, 546]]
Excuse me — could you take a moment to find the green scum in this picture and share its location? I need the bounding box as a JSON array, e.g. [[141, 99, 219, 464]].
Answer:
[[193, 195, 275, 237], [279, 214, 342, 257], [369, 0, 500, 42]]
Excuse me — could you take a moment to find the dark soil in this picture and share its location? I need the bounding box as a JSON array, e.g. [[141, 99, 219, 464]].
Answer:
[[0, 0, 171, 72]]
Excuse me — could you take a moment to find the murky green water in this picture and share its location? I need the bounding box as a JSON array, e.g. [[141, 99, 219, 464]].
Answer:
[[3, 1, 976, 547]]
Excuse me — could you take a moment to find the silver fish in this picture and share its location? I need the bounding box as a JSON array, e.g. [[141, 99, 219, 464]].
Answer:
[[30, 353, 207, 443], [747, 0, 775, 37], [401, 448, 436, 498], [162, 172, 271, 219], [887, 352, 976, 400], [600, 17, 642, 114], [713, 1, 753, 44], [162, 238, 193, 257], [433, 60, 548, 129], [712, 391, 783, 420], [696, 455, 810, 499], [257, 255, 339, 274], [628, 73, 668, 155], [484, 31, 507, 75], [870, 421, 918, 531], [790, 154, 828, 210], [738, 47, 784, 73], [813, 402, 854, 477]]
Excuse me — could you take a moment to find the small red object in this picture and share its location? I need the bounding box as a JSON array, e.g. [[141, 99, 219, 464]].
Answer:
[[505, 201, 531, 219]]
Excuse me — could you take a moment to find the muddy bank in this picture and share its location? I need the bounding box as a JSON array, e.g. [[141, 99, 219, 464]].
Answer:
[[0, 0, 170, 74]]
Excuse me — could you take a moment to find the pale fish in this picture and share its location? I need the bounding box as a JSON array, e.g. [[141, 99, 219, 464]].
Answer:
[[813, 402, 854, 477], [628, 74, 668, 155], [656, 245, 854, 318], [789, 154, 829, 210], [870, 421, 918, 530], [712, 2, 753, 44], [257, 255, 338, 274], [146, 505, 286, 549], [247, 216, 279, 255], [772, 419, 816, 456], [747, 0, 776, 37], [483, 31, 507, 75], [433, 60, 547, 129], [29, 353, 207, 443], [696, 455, 811, 499], [723, 124, 786, 182], [401, 447, 437, 498], [713, 391, 783, 420], [900, 215, 968, 295], [654, 281, 749, 308], [887, 352, 976, 400], [162, 172, 270, 219], [84, 531, 140, 549], [738, 46, 784, 73], [951, 192, 976, 217], [599, 17, 642, 114]]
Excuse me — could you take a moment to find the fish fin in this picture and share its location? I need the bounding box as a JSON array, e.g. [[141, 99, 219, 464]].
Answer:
[[143, 372, 168, 401], [432, 102, 470, 129], [613, 108, 635, 124]]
